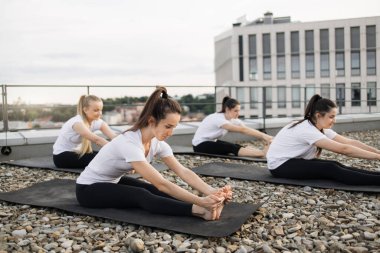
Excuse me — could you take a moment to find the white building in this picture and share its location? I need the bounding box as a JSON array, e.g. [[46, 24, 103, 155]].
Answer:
[[214, 12, 379, 118]]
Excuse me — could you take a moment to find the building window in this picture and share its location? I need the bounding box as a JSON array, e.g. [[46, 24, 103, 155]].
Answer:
[[367, 82, 377, 106], [264, 87, 272, 108], [351, 83, 361, 106], [305, 84, 316, 103], [276, 32, 285, 53], [320, 53, 330, 77], [236, 87, 245, 109], [367, 50, 376, 75], [305, 30, 314, 78], [321, 84, 330, 99], [291, 31, 299, 53], [366, 25, 376, 48], [336, 52, 345, 76], [277, 86, 286, 108], [291, 85, 301, 108], [263, 57, 271, 80], [249, 34, 257, 55], [291, 31, 300, 79], [350, 27, 360, 76], [366, 26, 376, 76], [351, 27, 360, 48], [291, 55, 300, 78], [277, 56, 285, 79], [320, 29, 329, 78], [336, 83, 346, 107], [335, 28, 345, 76], [263, 34, 271, 80], [249, 58, 258, 80], [238, 35, 244, 81], [276, 32, 285, 80], [249, 35, 257, 80], [306, 54, 315, 78], [351, 51, 360, 76], [320, 29, 329, 50], [250, 87, 258, 109]]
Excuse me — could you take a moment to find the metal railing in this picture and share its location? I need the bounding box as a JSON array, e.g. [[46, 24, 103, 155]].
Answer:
[[1, 84, 379, 132]]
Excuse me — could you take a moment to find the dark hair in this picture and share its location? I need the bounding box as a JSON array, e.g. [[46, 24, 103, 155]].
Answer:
[[290, 94, 337, 155], [128, 86, 182, 132], [219, 96, 240, 113]]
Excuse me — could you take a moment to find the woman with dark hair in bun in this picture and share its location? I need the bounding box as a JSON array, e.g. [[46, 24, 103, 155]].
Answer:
[[266, 94, 380, 185], [192, 96, 273, 158], [76, 87, 231, 220]]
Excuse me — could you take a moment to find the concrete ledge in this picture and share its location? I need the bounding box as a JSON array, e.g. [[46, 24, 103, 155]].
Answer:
[[1, 113, 379, 161], [19, 129, 60, 145], [0, 132, 26, 146]]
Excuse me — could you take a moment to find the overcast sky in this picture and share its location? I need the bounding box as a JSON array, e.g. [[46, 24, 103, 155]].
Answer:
[[1, 0, 379, 89]]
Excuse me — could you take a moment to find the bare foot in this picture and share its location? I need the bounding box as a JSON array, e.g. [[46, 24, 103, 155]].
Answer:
[[192, 205, 216, 220], [220, 185, 232, 202], [215, 203, 224, 220], [262, 143, 270, 156]]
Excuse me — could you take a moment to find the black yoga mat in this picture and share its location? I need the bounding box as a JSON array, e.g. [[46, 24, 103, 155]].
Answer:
[[172, 146, 267, 163], [1, 155, 167, 178], [1, 156, 85, 173], [0, 179, 261, 237], [192, 162, 380, 193]]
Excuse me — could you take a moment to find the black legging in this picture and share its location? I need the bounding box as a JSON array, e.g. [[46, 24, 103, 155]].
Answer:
[[76, 176, 193, 216], [193, 140, 242, 156], [53, 151, 98, 168], [270, 158, 380, 185]]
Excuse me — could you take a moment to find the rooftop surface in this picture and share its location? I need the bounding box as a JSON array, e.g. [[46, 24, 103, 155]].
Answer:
[[0, 129, 379, 252]]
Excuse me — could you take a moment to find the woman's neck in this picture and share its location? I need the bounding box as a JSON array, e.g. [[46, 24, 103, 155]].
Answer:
[[224, 112, 231, 120], [311, 121, 323, 131], [140, 127, 154, 145]]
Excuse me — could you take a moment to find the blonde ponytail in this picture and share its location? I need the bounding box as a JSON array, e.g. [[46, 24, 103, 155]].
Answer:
[[76, 95, 102, 157]]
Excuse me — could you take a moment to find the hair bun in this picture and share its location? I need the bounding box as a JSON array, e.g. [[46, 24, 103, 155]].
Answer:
[[161, 90, 168, 99]]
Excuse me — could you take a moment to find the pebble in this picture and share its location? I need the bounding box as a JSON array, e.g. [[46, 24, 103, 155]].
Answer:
[[0, 130, 379, 252], [130, 238, 145, 252], [363, 231, 376, 240], [11, 229, 27, 237]]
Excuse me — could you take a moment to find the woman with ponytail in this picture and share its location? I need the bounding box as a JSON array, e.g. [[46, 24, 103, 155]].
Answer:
[[266, 94, 380, 185], [75, 87, 230, 220], [53, 95, 117, 168], [192, 96, 273, 158]]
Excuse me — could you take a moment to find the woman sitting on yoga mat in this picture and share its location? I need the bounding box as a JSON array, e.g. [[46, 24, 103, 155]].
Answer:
[[76, 87, 231, 220], [53, 95, 117, 168], [192, 96, 272, 158], [267, 94, 380, 185]]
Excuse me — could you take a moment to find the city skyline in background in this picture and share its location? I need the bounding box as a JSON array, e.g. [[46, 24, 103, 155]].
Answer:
[[1, 0, 379, 104]]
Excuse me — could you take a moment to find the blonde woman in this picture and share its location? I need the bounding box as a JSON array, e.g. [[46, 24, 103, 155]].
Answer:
[[53, 95, 117, 168]]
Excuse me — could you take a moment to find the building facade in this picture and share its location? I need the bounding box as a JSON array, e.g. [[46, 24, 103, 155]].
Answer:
[[214, 13, 379, 118]]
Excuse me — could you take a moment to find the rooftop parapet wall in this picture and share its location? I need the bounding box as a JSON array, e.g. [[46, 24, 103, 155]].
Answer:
[[0, 113, 379, 161]]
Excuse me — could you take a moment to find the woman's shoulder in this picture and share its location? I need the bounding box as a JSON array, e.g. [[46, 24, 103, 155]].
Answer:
[[68, 115, 84, 123], [280, 120, 309, 132], [206, 112, 225, 120], [122, 130, 141, 143], [61, 115, 83, 127]]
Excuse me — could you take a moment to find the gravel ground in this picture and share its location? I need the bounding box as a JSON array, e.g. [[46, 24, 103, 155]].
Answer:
[[0, 130, 379, 253]]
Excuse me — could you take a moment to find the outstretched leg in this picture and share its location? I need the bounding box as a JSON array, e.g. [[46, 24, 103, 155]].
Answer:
[[270, 158, 380, 185]]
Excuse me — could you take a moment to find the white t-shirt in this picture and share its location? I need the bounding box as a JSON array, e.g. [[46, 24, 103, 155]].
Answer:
[[192, 113, 243, 146], [266, 120, 337, 170], [53, 115, 104, 155], [76, 129, 173, 185]]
